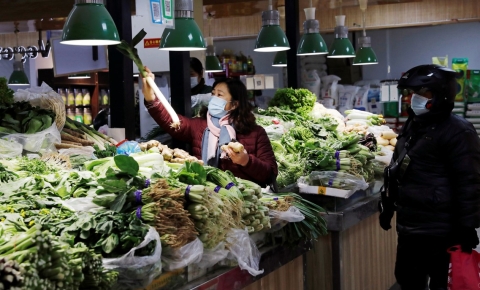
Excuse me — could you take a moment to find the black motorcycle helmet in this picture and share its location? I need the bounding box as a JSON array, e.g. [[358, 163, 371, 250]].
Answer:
[[397, 64, 459, 107]]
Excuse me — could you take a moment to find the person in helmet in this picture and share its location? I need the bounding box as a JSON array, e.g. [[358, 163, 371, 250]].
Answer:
[[379, 64, 480, 290]]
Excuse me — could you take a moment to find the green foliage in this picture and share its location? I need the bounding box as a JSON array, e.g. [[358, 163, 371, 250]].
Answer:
[[0, 101, 55, 134], [0, 77, 14, 106], [268, 88, 316, 118]]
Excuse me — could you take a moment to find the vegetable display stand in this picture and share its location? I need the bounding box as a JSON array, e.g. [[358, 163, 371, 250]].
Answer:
[[141, 242, 311, 290], [303, 184, 398, 290]]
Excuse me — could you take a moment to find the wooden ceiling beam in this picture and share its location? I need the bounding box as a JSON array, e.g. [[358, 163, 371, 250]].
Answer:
[[0, 0, 136, 23]]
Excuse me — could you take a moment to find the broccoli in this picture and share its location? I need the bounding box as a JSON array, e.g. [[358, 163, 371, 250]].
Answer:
[[268, 88, 316, 119], [0, 77, 14, 106]]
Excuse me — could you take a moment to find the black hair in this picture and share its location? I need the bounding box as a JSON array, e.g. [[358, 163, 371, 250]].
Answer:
[[93, 108, 109, 130], [190, 57, 204, 76], [200, 78, 256, 134]]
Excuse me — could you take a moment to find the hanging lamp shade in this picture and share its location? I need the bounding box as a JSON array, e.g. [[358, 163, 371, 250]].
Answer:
[[61, 0, 120, 46], [254, 7, 290, 52], [353, 36, 378, 65], [8, 61, 29, 86], [159, 0, 206, 51], [272, 51, 287, 67], [204, 37, 222, 72], [297, 8, 328, 56], [328, 15, 355, 58]]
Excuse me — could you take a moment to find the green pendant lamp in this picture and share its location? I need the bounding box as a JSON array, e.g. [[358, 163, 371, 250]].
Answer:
[[353, 36, 377, 65], [159, 0, 206, 51], [68, 73, 91, 79], [204, 37, 223, 72], [61, 0, 120, 46], [328, 15, 355, 58], [297, 7, 328, 56], [353, 2, 378, 65], [8, 61, 29, 86], [272, 51, 287, 67], [254, 0, 290, 52]]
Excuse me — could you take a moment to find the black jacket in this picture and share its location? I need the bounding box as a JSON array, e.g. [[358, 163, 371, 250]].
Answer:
[[393, 108, 480, 236]]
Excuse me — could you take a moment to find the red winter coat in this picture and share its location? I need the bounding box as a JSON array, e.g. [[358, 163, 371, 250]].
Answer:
[[145, 98, 278, 187]]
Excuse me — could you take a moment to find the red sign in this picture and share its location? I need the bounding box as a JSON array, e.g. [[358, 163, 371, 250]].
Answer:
[[144, 38, 161, 48]]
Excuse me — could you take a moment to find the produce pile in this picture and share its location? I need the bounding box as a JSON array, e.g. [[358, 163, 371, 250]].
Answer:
[[0, 139, 327, 289], [58, 119, 118, 151]]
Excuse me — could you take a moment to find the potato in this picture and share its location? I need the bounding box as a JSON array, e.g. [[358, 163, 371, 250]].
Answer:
[[385, 145, 395, 151], [376, 136, 390, 146], [381, 131, 398, 140], [390, 138, 397, 146]]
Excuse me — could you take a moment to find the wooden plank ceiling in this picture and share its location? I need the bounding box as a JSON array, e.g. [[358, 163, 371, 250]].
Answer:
[[0, 0, 136, 31]]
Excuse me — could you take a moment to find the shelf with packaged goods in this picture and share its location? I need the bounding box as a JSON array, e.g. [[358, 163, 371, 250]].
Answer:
[[38, 69, 109, 121]]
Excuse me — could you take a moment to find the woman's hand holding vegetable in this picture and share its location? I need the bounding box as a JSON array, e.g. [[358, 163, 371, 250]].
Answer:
[[225, 147, 250, 166], [141, 66, 156, 102]]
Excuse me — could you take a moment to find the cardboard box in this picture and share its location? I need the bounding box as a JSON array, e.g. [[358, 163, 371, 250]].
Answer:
[[298, 184, 356, 199]]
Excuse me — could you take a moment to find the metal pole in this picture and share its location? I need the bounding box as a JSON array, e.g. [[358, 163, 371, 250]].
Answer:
[[285, 0, 300, 88], [106, 0, 135, 140], [169, 51, 191, 150]]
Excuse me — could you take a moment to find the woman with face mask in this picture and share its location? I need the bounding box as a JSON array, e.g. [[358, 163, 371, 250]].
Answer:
[[142, 67, 278, 187], [378, 64, 480, 290], [190, 57, 213, 116]]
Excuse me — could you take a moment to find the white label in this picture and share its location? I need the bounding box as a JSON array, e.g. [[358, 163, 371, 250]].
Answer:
[[381, 85, 390, 102], [389, 85, 399, 101]]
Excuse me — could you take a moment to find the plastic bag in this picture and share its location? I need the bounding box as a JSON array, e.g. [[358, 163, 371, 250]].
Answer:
[[225, 228, 264, 276], [14, 82, 66, 131], [195, 242, 229, 269], [299, 171, 369, 192], [3, 123, 61, 153], [375, 146, 393, 165], [162, 238, 204, 271], [353, 85, 370, 111], [61, 197, 104, 213], [302, 69, 321, 98], [263, 124, 286, 141], [338, 85, 359, 115], [103, 227, 162, 290], [117, 141, 142, 156], [268, 206, 305, 233], [447, 246, 480, 290], [0, 139, 23, 158]]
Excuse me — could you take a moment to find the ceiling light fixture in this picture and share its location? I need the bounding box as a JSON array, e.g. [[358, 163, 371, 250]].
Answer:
[[159, 0, 206, 51], [68, 73, 91, 79], [254, 0, 290, 52], [272, 51, 287, 67], [353, 0, 378, 65], [328, 15, 355, 58], [297, 1, 328, 56], [61, 0, 120, 46]]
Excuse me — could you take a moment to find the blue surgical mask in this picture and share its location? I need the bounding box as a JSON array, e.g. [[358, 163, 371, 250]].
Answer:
[[208, 96, 229, 118], [190, 77, 199, 88], [411, 93, 430, 115]]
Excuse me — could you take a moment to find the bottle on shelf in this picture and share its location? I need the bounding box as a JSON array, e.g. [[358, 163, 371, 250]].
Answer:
[[67, 108, 75, 120], [83, 108, 92, 125], [236, 52, 243, 73], [66, 89, 75, 106], [221, 49, 230, 72], [100, 89, 109, 106], [75, 108, 84, 123], [82, 89, 91, 106], [240, 51, 248, 73], [247, 55, 255, 74], [58, 88, 67, 105], [74, 88, 83, 107]]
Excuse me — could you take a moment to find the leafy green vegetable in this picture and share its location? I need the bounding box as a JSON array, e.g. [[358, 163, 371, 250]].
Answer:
[[175, 161, 207, 185], [114, 155, 139, 177], [93, 143, 117, 158], [0, 101, 55, 134], [0, 77, 14, 106], [268, 88, 316, 118]]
